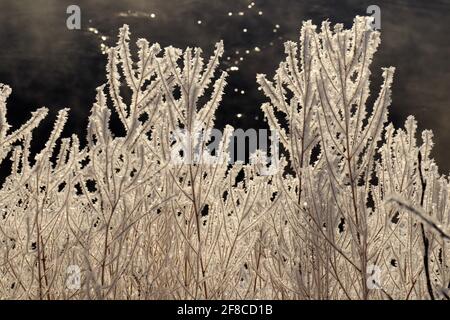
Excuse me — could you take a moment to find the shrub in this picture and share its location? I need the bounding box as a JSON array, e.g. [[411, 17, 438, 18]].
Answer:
[[0, 16, 448, 300]]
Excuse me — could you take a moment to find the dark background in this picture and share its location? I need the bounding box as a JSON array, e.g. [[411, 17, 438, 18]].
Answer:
[[0, 0, 449, 172]]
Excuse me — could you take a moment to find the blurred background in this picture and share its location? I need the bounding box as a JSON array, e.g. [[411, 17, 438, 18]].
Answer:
[[0, 0, 449, 172]]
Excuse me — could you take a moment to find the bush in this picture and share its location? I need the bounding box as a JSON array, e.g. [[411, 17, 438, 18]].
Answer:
[[0, 16, 448, 300]]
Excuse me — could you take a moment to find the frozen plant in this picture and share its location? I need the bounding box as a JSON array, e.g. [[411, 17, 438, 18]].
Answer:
[[257, 16, 449, 299], [0, 16, 448, 300]]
